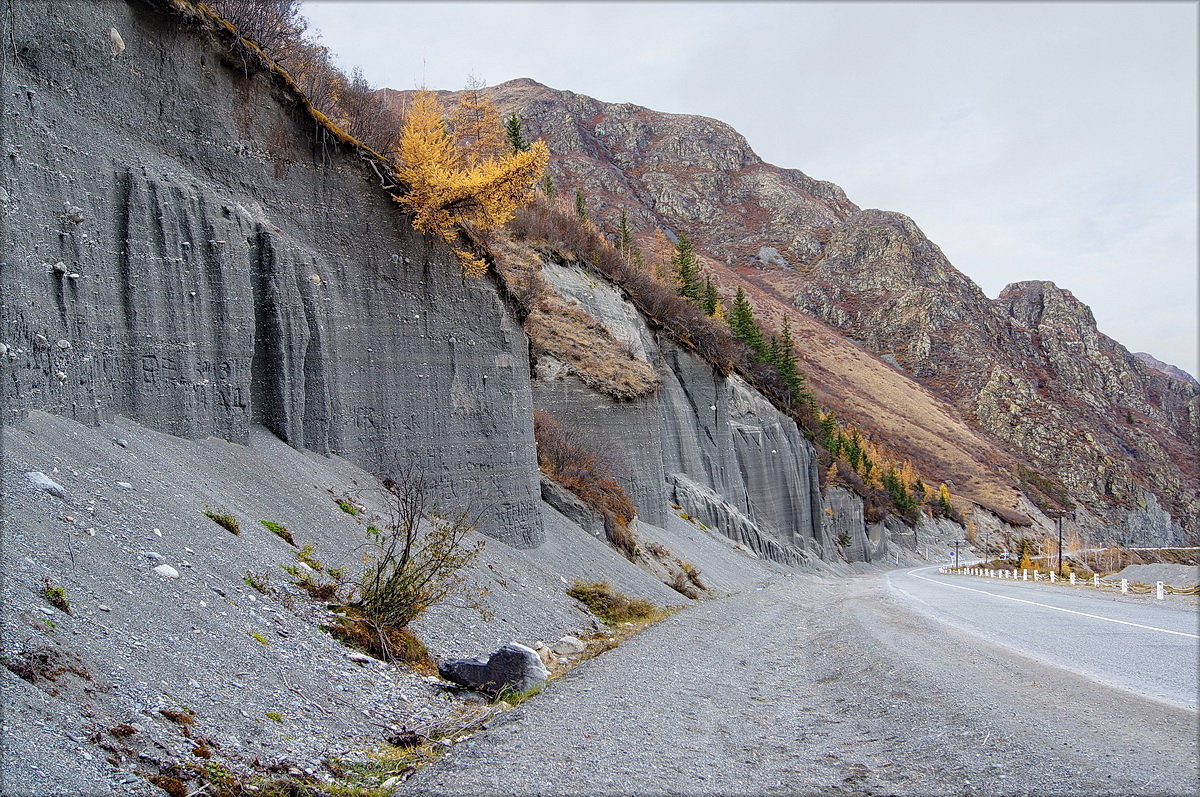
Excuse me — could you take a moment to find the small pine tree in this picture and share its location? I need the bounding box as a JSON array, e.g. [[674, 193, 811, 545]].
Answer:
[[768, 317, 811, 405], [701, 277, 720, 316], [618, 210, 633, 253], [937, 484, 954, 516], [882, 467, 916, 513], [727, 287, 768, 359], [844, 430, 864, 474], [504, 112, 530, 153], [819, 412, 840, 456], [672, 232, 704, 304], [542, 173, 556, 198], [574, 188, 588, 219]]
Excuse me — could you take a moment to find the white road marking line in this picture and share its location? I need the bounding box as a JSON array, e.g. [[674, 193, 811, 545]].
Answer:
[[904, 571, 1200, 639]]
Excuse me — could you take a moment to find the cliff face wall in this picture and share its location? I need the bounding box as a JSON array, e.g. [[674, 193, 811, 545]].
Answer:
[[1, 0, 542, 546], [532, 260, 827, 564]]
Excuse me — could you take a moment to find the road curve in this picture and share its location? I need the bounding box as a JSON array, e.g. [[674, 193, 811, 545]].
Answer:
[[889, 565, 1200, 710]]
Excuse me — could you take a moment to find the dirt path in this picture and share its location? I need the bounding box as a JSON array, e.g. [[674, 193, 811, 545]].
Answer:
[[403, 573, 1199, 795]]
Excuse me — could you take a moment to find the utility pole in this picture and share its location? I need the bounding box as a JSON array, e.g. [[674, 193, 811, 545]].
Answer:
[[953, 540, 961, 569]]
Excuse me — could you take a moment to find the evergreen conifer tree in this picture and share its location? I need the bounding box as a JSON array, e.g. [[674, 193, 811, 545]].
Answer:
[[769, 317, 811, 405], [727, 287, 768, 359], [542, 173, 556, 198], [701, 277, 720, 316], [671, 232, 704, 303], [504, 112, 530, 152], [820, 413, 840, 455], [574, 188, 588, 219]]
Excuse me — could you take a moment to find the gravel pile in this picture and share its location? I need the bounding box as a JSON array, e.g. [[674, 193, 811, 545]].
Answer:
[[2, 410, 786, 795], [1110, 563, 1200, 588]]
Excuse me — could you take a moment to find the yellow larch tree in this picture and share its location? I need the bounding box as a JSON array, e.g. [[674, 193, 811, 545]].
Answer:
[[394, 90, 549, 277], [449, 76, 506, 167]]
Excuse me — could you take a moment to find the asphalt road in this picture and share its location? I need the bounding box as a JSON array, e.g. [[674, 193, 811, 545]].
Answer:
[[889, 565, 1200, 710], [404, 573, 1200, 795]]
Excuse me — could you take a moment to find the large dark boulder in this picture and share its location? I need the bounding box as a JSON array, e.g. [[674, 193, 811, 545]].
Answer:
[[438, 643, 549, 696]]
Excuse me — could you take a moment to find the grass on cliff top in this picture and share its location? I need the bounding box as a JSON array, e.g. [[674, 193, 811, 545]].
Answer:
[[489, 231, 659, 401], [566, 579, 663, 625]]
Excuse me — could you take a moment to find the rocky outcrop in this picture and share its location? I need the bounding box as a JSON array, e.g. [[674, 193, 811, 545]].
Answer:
[[1, 0, 542, 546], [798, 214, 1198, 538]]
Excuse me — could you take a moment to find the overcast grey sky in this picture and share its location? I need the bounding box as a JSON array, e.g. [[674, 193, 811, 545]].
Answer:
[[303, 1, 1197, 376]]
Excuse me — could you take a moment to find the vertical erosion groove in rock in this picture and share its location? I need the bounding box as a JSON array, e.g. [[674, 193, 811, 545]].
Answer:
[[0, 0, 542, 547]]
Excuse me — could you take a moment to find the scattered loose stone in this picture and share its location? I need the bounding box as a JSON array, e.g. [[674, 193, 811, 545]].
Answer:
[[152, 564, 180, 579], [115, 482, 133, 490], [98, 605, 111, 612], [26, 471, 67, 499], [551, 635, 586, 655], [142, 552, 165, 564]]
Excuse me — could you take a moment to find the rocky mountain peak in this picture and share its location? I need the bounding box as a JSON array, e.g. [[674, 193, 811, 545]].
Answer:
[[1134, 352, 1198, 386], [996, 280, 1098, 333]]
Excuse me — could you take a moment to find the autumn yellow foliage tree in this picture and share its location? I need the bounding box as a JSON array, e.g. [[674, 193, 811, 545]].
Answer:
[[449, 76, 506, 166], [394, 89, 549, 277]]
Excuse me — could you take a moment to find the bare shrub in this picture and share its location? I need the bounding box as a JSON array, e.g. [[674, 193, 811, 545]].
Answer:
[[335, 67, 402, 154], [355, 465, 485, 641], [206, 0, 307, 63], [533, 410, 638, 558]]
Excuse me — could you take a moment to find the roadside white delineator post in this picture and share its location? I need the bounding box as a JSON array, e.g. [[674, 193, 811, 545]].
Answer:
[[1156, 581, 1165, 600], [1092, 574, 1099, 587], [1049, 571, 1056, 583], [1070, 573, 1076, 585], [1034, 572, 1041, 581], [1120, 578, 1128, 594], [1023, 569, 1029, 581]]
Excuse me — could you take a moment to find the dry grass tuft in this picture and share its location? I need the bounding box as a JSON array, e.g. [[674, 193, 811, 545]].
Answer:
[[566, 580, 661, 625], [490, 230, 659, 400], [324, 610, 438, 675]]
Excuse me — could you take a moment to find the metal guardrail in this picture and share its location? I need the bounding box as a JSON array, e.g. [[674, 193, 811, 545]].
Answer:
[[939, 566, 1200, 599]]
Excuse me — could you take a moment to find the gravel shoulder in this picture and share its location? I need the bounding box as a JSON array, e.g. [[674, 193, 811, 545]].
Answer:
[[404, 573, 1200, 796]]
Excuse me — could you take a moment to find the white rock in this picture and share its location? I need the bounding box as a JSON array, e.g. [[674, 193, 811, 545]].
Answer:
[[115, 482, 133, 490], [142, 552, 165, 564], [551, 635, 586, 655], [26, 471, 67, 499], [98, 605, 111, 612], [152, 564, 180, 579]]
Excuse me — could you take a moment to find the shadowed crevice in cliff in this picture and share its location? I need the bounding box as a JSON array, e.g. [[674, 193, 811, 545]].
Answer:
[[249, 228, 290, 444]]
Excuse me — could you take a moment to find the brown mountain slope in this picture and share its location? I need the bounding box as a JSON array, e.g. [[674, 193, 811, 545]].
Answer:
[[381, 79, 1197, 540]]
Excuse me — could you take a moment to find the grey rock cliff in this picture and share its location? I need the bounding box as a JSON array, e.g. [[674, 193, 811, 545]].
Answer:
[[1, 0, 541, 546], [532, 259, 827, 564]]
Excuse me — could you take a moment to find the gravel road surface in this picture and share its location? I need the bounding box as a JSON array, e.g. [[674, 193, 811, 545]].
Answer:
[[890, 566, 1199, 710], [404, 573, 1199, 795]]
